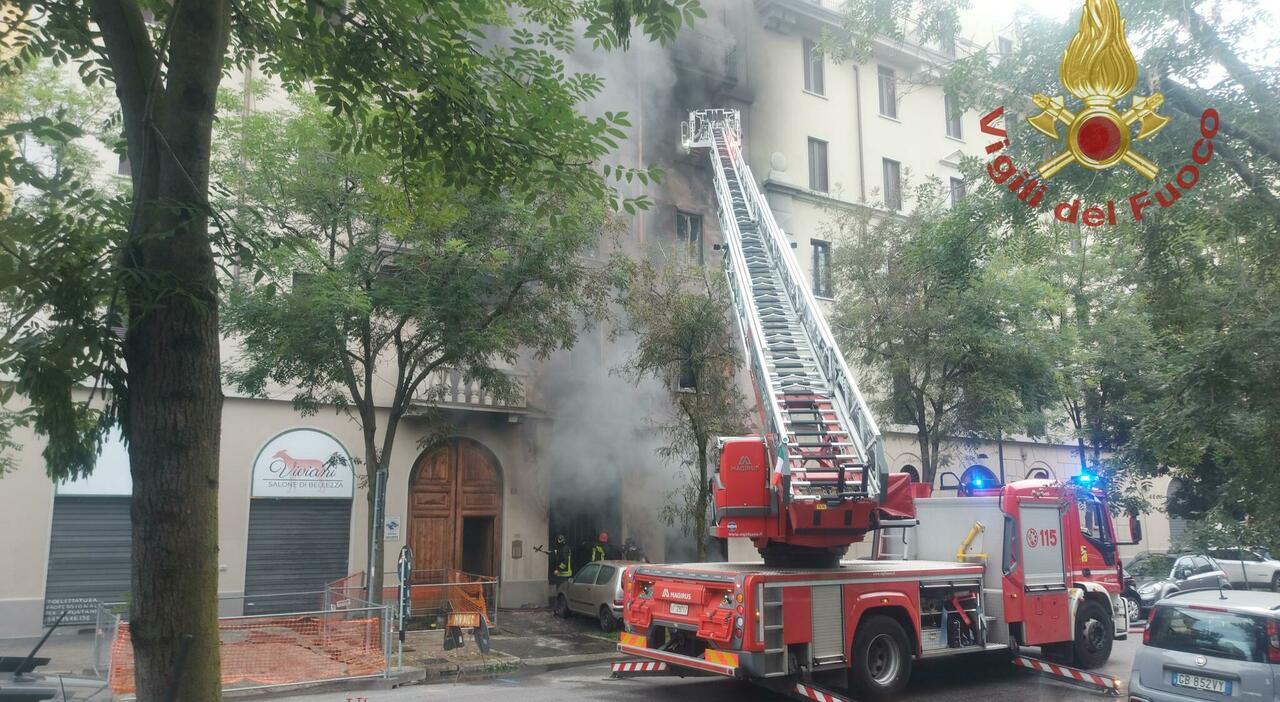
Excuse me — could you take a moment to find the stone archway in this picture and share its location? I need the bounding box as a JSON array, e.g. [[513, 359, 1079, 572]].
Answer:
[[407, 437, 502, 578]]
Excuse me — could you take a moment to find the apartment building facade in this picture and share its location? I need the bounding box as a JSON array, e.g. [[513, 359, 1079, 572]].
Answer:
[[0, 1, 1174, 638]]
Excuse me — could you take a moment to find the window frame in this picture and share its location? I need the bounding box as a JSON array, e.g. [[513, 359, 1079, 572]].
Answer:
[[882, 158, 902, 211], [594, 564, 616, 585], [944, 90, 963, 139], [675, 209, 704, 266], [877, 65, 898, 118], [574, 562, 601, 585], [997, 36, 1013, 57], [811, 239, 832, 298], [949, 177, 966, 207], [808, 138, 829, 193], [803, 38, 825, 95]]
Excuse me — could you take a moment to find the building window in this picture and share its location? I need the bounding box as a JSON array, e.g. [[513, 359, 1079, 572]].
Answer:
[[949, 177, 966, 206], [675, 210, 703, 265], [944, 90, 963, 139], [811, 239, 832, 298], [802, 38, 825, 95], [877, 65, 897, 118], [882, 158, 902, 211], [807, 138, 829, 193], [997, 36, 1013, 57]]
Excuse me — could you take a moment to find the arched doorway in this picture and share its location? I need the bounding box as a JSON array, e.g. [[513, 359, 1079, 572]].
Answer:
[[408, 438, 502, 577]]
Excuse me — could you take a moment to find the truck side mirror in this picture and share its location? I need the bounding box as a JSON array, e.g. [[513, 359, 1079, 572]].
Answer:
[[1114, 514, 1143, 546]]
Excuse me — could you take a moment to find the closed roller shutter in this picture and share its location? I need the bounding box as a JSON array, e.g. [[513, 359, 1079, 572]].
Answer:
[[43, 496, 132, 625], [244, 499, 351, 614]]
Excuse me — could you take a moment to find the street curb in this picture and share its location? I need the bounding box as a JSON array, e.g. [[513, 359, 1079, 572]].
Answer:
[[212, 667, 426, 700], [415, 651, 521, 684], [517, 650, 626, 673]]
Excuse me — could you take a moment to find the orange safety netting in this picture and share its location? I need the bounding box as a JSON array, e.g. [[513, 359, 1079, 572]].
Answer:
[[108, 614, 384, 694], [445, 570, 490, 625], [378, 569, 493, 623]]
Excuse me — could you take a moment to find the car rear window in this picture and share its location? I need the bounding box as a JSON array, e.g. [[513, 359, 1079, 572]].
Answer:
[[1147, 605, 1269, 662]]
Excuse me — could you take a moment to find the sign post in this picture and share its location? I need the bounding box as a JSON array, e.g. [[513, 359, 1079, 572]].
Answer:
[[396, 544, 413, 669], [366, 468, 388, 603]]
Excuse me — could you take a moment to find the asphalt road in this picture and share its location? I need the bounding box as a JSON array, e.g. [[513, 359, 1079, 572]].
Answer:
[[279, 637, 1140, 702]]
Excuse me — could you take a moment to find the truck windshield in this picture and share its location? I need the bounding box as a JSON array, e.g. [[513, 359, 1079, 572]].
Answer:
[[1147, 605, 1268, 663]]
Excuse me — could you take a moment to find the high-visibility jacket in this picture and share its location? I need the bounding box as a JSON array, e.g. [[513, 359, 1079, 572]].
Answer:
[[591, 544, 606, 562]]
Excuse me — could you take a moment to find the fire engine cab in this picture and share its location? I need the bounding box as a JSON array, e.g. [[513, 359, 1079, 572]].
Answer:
[[613, 110, 1139, 701]]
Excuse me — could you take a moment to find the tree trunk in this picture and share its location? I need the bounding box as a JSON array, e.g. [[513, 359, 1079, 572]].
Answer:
[[361, 423, 384, 604], [917, 428, 933, 487], [104, 0, 231, 697], [695, 435, 709, 562]]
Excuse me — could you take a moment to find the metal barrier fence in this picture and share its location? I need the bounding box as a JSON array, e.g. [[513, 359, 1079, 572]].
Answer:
[[325, 569, 498, 628], [92, 601, 125, 679], [99, 591, 390, 696]]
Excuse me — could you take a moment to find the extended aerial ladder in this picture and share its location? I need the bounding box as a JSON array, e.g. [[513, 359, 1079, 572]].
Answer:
[[682, 109, 898, 566]]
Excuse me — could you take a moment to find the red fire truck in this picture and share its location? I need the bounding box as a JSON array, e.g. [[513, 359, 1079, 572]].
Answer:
[[619, 467, 1136, 700], [611, 110, 1139, 700]]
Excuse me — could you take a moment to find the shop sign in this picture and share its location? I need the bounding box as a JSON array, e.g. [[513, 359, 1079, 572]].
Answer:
[[251, 428, 353, 498]]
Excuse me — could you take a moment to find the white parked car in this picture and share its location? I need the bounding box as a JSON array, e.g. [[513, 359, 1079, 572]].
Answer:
[[1207, 548, 1280, 591]]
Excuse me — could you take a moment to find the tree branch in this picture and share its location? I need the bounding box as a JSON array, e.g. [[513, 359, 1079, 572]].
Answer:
[[1179, 7, 1280, 142]]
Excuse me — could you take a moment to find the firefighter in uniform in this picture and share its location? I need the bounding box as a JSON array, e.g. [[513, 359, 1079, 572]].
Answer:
[[622, 536, 649, 563], [591, 532, 610, 562], [538, 534, 572, 583]]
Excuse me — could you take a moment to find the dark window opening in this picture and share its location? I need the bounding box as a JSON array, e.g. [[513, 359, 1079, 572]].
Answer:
[[950, 177, 966, 207], [811, 239, 832, 297], [900, 465, 920, 483], [803, 38, 825, 95], [675, 210, 703, 265], [945, 90, 963, 139], [882, 158, 902, 211], [808, 138, 829, 193], [877, 65, 897, 118]]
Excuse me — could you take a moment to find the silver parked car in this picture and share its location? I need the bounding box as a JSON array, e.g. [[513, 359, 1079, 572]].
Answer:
[[554, 560, 639, 632], [1129, 589, 1280, 702], [1208, 548, 1280, 591], [1130, 552, 1233, 620]]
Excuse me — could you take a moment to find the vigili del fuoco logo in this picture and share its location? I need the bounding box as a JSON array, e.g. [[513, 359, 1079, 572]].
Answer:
[[981, 0, 1218, 225]]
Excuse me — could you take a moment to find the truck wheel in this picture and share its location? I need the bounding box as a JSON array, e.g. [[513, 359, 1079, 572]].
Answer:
[[599, 605, 617, 633], [555, 594, 571, 619], [849, 615, 912, 702], [1071, 599, 1112, 669]]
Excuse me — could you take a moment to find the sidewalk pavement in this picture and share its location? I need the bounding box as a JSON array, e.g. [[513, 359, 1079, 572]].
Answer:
[[403, 608, 622, 682], [0, 607, 622, 697]]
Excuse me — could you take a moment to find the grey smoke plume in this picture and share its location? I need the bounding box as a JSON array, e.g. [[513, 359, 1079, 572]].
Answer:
[[531, 16, 734, 564]]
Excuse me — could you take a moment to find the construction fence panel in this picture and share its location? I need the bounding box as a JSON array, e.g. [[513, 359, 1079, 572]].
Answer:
[[107, 592, 390, 696], [328, 569, 498, 629]]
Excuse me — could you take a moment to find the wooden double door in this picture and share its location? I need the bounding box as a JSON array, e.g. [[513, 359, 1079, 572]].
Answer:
[[408, 438, 502, 578]]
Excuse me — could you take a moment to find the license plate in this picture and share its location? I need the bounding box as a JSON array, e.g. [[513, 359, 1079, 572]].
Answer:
[[669, 603, 689, 615], [1173, 672, 1229, 694]]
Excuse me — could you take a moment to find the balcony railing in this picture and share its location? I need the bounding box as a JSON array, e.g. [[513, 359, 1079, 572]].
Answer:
[[413, 367, 528, 411]]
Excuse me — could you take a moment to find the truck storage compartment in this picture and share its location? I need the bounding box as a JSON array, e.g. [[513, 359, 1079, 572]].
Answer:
[[919, 582, 984, 650]]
